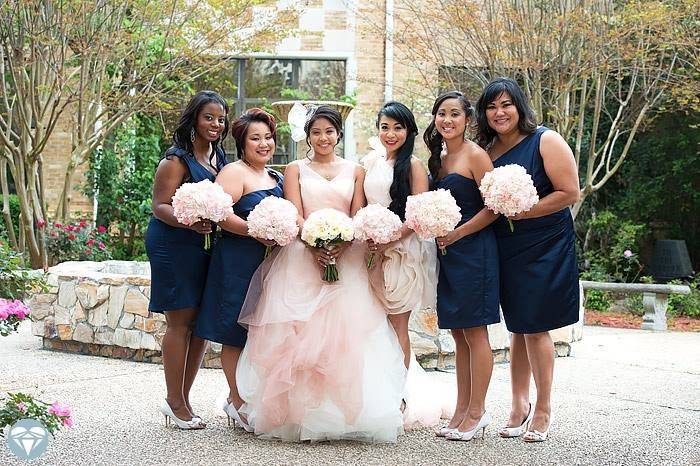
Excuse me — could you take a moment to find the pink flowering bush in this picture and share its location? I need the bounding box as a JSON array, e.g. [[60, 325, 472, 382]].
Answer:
[[0, 393, 73, 436], [405, 189, 461, 254], [0, 299, 30, 336], [479, 164, 539, 232], [171, 180, 233, 250], [353, 204, 403, 268], [45, 220, 111, 265], [246, 197, 299, 258]]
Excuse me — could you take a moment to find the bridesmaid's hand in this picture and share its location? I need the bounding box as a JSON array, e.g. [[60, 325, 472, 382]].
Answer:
[[367, 239, 392, 255], [255, 238, 277, 247], [436, 229, 462, 253], [190, 220, 212, 235], [508, 210, 530, 221]]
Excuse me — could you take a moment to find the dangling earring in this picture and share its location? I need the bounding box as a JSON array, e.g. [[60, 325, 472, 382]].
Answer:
[[463, 129, 469, 142], [431, 127, 437, 138], [440, 140, 447, 157], [190, 128, 196, 143]]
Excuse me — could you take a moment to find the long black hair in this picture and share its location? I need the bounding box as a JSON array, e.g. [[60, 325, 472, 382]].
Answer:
[[377, 101, 418, 220], [475, 77, 537, 149], [423, 91, 473, 181], [167, 90, 230, 165]]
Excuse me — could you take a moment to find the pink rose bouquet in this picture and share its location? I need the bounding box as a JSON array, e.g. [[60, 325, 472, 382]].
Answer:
[[353, 204, 403, 268], [405, 189, 461, 255], [246, 197, 299, 258], [479, 164, 539, 232], [0, 299, 31, 336], [301, 208, 354, 282], [171, 179, 233, 250]]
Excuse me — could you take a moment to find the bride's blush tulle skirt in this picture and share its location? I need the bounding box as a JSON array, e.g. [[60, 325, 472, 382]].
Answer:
[[236, 239, 406, 442]]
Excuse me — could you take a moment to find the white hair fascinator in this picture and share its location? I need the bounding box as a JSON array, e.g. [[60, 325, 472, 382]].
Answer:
[[288, 102, 317, 142]]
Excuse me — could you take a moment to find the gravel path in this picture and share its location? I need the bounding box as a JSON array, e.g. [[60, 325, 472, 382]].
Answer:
[[2, 323, 699, 465]]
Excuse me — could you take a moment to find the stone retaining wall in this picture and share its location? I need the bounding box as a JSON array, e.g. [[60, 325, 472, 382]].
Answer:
[[29, 261, 583, 369]]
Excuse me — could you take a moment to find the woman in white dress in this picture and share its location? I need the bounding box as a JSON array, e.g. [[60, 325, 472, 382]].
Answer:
[[236, 106, 406, 442], [363, 101, 454, 428]]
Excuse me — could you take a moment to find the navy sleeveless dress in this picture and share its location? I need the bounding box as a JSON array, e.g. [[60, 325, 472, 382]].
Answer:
[[433, 174, 500, 329], [492, 126, 580, 334], [145, 147, 227, 313], [194, 170, 283, 348]]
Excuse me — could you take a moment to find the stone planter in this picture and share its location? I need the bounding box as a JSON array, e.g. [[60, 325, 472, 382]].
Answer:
[[29, 261, 583, 369]]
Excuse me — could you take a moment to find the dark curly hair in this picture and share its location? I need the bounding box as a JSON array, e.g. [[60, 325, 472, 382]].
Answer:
[[376, 101, 418, 220], [230, 108, 277, 160], [475, 77, 537, 149], [423, 91, 473, 181], [169, 91, 229, 166]]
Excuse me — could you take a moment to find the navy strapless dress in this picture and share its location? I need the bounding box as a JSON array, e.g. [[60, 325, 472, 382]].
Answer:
[[434, 174, 500, 329], [194, 170, 283, 348], [492, 127, 580, 334], [145, 147, 227, 313]]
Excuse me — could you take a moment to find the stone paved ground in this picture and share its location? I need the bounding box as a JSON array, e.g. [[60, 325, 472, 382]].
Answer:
[[1, 323, 699, 465]]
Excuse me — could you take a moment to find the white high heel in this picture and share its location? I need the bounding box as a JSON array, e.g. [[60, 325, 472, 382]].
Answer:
[[523, 413, 554, 443], [221, 398, 253, 432], [499, 403, 534, 438], [445, 412, 492, 441], [159, 400, 205, 430]]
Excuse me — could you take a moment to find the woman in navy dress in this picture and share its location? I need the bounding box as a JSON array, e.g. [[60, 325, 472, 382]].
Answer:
[[193, 108, 282, 432], [425, 91, 500, 441], [146, 91, 229, 429], [475, 77, 580, 442]]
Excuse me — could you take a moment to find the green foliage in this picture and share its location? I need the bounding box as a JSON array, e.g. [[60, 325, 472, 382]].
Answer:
[[591, 111, 700, 268], [0, 194, 20, 242], [83, 113, 166, 260], [580, 270, 612, 312], [46, 221, 112, 265], [581, 210, 647, 282], [667, 278, 700, 318], [0, 393, 73, 436], [0, 242, 45, 300]]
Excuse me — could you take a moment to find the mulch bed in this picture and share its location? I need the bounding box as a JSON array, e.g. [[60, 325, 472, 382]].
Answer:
[[585, 310, 700, 332]]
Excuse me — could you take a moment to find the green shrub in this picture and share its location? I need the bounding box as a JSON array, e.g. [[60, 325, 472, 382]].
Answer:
[[581, 270, 612, 312], [581, 210, 646, 283], [667, 278, 700, 318], [0, 194, 20, 242], [83, 113, 164, 260], [0, 242, 45, 300]]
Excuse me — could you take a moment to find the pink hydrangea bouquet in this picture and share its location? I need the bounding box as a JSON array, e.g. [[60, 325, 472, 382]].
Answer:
[[301, 208, 354, 282], [405, 189, 461, 255], [171, 179, 233, 250], [0, 393, 73, 436], [479, 164, 539, 232], [0, 299, 30, 337], [246, 197, 300, 258], [353, 204, 403, 268]]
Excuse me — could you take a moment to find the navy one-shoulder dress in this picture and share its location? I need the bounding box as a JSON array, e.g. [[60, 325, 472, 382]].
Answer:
[[492, 127, 580, 334], [145, 147, 227, 313], [434, 174, 500, 329], [194, 170, 283, 348]]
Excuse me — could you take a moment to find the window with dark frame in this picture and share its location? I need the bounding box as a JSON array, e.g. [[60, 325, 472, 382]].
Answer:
[[201, 58, 347, 165]]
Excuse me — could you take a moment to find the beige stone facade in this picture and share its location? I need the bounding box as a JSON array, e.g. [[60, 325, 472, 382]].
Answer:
[[46, 0, 439, 216]]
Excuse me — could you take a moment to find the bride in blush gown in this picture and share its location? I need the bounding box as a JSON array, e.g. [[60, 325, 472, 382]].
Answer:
[[236, 106, 406, 442]]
